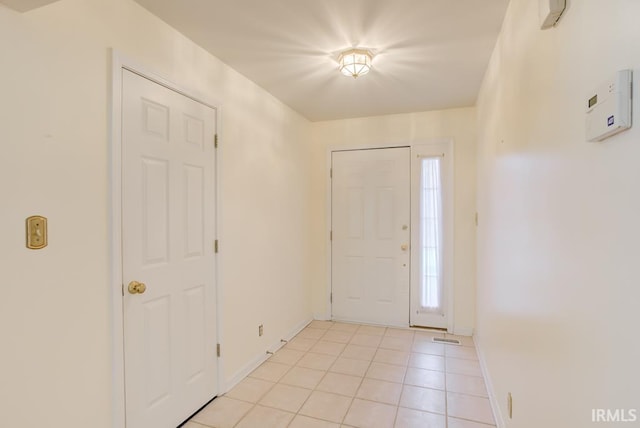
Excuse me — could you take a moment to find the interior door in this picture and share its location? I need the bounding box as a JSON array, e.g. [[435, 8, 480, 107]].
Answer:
[[122, 69, 218, 428], [331, 147, 411, 327]]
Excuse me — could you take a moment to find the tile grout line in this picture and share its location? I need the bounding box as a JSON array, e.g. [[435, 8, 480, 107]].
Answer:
[[338, 324, 380, 426], [291, 344, 333, 427], [393, 335, 413, 428], [444, 346, 449, 428], [284, 335, 323, 426]]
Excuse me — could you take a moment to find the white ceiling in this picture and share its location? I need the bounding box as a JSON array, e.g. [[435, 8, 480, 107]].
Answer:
[[134, 0, 510, 122], [0, 0, 59, 12]]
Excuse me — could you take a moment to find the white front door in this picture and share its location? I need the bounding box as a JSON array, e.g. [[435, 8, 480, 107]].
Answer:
[[331, 148, 411, 327], [122, 69, 218, 428]]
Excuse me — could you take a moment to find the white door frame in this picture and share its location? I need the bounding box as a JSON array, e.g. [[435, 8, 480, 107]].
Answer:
[[109, 50, 224, 428], [325, 140, 454, 332]]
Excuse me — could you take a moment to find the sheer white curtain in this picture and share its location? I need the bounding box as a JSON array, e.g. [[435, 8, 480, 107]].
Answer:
[[419, 157, 443, 313]]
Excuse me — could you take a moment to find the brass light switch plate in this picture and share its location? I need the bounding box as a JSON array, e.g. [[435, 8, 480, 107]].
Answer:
[[26, 215, 47, 249]]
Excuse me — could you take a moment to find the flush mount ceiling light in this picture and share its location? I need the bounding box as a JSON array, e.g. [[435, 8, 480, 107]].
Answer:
[[338, 48, 373, 79]]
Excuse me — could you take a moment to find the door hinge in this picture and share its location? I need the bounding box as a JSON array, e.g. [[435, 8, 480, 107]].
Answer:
[[121, 283, 124, 296], [214, 239, 219, 253], [216, 343, 221, 357], [330, 292, 333, 303], [330, 168, 332, 178], [475, 212, 478, 227], [329, 230, 332, 241], [214, 134, 218, 148]]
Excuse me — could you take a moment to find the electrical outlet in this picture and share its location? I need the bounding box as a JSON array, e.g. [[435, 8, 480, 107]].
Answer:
[[507, 392, 513, 419], [258, 324, 264, 337]]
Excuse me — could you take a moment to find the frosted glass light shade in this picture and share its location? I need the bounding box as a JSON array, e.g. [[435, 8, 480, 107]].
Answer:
[[338, 48, 373, 78]]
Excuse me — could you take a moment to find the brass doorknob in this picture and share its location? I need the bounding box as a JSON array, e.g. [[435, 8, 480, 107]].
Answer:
[[128, 281, 147, 294], [401, 244, 409, 251]]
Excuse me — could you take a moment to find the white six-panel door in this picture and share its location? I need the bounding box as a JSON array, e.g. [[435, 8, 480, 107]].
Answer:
[[122, 69, 218, 428], [331, 148, 411, 326]]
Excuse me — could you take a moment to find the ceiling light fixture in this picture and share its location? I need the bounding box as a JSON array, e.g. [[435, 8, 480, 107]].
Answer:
[[338, 48, 373, 79]]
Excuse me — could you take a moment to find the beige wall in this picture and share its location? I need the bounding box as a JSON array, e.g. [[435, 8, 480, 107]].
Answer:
[[0, 1, 312, 427], [476, 0, 640, 426], [310, 108, 478, 334]]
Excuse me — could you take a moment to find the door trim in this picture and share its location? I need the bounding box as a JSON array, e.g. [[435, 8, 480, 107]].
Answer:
[[325, 140, 455, 332], [109, 50, 223, 428]]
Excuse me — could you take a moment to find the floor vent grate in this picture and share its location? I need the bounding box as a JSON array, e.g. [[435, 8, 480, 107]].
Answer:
[[432, 337, 461, 345]]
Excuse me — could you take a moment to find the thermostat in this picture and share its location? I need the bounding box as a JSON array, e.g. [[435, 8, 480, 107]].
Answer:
[[586, 70, 632, 142]]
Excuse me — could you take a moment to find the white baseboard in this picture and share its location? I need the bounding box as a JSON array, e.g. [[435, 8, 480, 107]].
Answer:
[[474, 334, 506, 428], [222, 347, 269, 395], [313, 312, 331, 321], [222, 317, 312, 393], [453, 326, 474, 336]]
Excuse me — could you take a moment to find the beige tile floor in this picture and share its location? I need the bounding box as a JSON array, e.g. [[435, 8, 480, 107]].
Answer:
[[184, 321, 496, 428]]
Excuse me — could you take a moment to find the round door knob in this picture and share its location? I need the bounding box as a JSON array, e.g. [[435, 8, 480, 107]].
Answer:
[[401, 244, 409, 251], [128, 281, 147, 294]]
